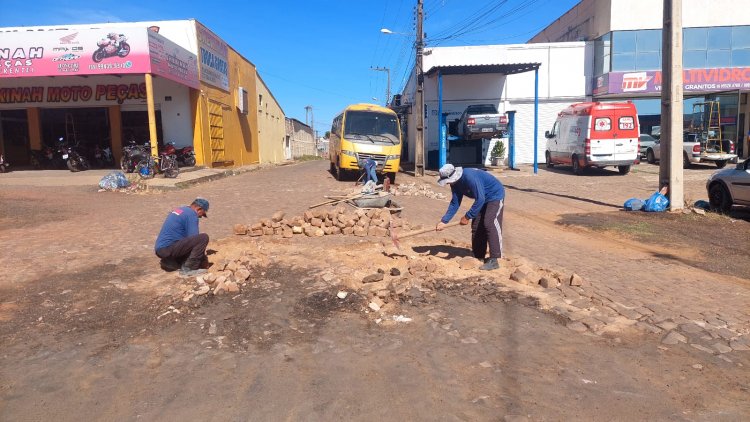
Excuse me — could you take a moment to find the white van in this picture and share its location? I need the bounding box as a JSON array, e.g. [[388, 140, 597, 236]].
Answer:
[[545, 102, 640, 175]]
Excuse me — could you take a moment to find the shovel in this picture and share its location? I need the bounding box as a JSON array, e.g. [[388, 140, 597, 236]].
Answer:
[[390, 221, 461, 249]]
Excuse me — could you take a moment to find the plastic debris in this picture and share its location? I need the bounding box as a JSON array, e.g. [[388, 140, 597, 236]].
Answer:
[[98, 171, 130, 190]]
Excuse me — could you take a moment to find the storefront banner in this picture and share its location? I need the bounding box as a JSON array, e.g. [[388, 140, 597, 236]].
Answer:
[[196, 23, 230, 91], [0, 28, 151, 78], [0, 84, 148, 105], [605, 68, 750, 95], [148, 31, 199, 89]]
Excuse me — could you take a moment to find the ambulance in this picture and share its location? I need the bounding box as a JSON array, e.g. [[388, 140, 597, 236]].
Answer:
[[544, 102, 640, 175]]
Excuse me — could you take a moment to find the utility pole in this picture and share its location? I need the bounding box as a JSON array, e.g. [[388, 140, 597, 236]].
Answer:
[[305, 105, 315, 153], [371, 66, 391, 106], [415, 0, 425, 177], [660, 0, 684, 210]]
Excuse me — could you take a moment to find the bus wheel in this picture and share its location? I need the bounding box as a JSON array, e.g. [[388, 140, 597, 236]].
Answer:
[[387, 173, 396, 184], [335, 164, 343, 181]]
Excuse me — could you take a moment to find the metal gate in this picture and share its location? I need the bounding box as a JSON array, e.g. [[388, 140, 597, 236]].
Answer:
[[208, 101, 229, 165]]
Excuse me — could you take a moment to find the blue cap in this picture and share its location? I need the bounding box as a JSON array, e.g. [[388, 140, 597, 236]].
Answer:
[[193, 197, 209, 217]]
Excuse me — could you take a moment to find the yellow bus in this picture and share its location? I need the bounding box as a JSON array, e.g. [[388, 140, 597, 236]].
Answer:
[[329, 103, 401, 182]]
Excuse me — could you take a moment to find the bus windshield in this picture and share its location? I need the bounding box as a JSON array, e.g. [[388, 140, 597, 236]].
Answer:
[[344, 111, 400, 144]]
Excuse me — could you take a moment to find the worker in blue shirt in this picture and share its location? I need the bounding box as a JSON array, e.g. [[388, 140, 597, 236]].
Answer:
[[436, 164, 505, 270], [155, 197, 210, 276], [360, 156, 378, 185]]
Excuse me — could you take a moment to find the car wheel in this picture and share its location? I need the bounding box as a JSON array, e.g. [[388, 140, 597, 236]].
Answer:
[[708, 183, 732, 214], [646, 149, 656, 164], [683, 153, 690, 169], [571, 155, 582, 175], [618, 165, 631, 175], [715, 160, 728, 169], [545, 151, 554, 168]]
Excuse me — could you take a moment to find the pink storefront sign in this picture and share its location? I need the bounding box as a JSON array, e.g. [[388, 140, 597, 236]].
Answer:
[[0, 27, 198, 88]]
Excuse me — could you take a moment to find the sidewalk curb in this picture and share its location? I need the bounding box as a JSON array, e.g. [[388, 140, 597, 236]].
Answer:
[[147, 165, 264, 191]]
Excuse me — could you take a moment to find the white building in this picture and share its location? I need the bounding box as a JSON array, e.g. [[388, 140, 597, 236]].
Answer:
[[399, 0, 750, 166]]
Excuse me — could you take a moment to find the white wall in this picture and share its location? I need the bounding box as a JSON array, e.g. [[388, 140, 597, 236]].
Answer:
[[407, 42, 589, 164], [153, 77, 193, 148]]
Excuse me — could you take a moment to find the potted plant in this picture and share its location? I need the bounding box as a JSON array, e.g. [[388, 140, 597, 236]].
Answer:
[[490, 140, 506, 167]]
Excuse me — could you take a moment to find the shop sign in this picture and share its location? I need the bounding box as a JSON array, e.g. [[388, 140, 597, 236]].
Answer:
[[602, 67, 750, 95], [0, 28, 151, 77], [197, 23, 230, 91], [0, 83, 147, 105], [148, 31, 199, 89], [0, 27, 199, 89]]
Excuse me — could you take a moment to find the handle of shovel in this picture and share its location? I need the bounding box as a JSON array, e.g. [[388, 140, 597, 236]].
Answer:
[[397, 220, 461, 240]]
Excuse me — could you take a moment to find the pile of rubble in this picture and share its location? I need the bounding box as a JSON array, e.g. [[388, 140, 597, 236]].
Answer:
[[391, 182, 447, 200], [233, 208, 418, 238], [180, 258, 252, 302]]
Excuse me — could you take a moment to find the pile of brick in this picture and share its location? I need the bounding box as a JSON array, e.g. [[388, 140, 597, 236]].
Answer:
[[233, 208, 417, 238], [391, 182, 447, 200]]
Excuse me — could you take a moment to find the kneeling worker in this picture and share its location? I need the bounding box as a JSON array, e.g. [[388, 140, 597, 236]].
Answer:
[[155, 197, 210, 276], [436, 164, 506, 271]]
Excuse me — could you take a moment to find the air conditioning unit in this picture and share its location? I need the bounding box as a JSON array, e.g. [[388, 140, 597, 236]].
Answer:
[[237, 87, 248, 114]]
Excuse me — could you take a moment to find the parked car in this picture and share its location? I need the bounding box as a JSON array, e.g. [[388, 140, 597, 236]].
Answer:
[[457, 104, 506, 140], [644, 133, 736, 168], [639, 134, 657, 158], [545, 101, 640, 175], [706, 159, 750, 213]]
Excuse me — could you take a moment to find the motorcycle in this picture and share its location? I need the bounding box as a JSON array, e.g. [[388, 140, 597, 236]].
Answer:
[[0, 153, 9, 173], [136, 150, 179, 179], [163, 141, 196, 167], [60, 138, 90, 172], [92, 144, 115, 168], [92, 34, 130, 63], [120, 140, 150, 173]]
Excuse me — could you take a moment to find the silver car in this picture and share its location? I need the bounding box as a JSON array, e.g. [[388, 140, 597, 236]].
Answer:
[[706, 159, 750, 213], [639, 134, 657, 158]]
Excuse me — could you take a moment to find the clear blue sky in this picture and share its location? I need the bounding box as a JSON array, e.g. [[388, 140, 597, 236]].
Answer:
[[4, 0, 579, 134]]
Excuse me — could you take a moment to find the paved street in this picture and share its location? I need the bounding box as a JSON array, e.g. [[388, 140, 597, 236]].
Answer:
[[1, 160, 748, 420]]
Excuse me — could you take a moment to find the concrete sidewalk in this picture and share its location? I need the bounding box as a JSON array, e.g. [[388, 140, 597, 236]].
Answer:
[[0, 163, 278, 189]]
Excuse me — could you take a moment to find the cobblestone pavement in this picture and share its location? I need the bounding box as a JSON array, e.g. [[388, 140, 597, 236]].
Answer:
[[1, 160, 749, 419], [489, 163, 750, 358]]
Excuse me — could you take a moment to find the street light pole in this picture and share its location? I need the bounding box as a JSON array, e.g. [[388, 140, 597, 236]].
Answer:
[[415, 0, 425, 177], [371, 66, 391, 106]]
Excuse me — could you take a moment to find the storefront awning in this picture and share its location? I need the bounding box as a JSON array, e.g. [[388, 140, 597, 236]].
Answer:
[[425, 63, 541, 77]]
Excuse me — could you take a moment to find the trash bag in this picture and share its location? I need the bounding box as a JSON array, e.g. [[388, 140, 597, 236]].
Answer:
[[643, 191, 669, 212], [98, 171, 130, 190], [693, 199, 710, 210], [623, 198, 644, 211]]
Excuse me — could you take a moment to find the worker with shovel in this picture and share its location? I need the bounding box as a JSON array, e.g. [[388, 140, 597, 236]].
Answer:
[[436, 163, 505, 271]]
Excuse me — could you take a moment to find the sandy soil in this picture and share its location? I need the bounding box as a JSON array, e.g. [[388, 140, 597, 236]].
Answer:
[[0, 160, 748, 421]]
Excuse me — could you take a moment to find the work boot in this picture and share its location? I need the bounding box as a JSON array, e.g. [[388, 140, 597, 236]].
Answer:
[[479, 258, 500, 271], [160, 258, 181, 272], [179, 266, 207, 277]]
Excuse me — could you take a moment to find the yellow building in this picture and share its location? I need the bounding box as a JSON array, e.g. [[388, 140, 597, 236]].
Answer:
[[0, 20, 286, 169]]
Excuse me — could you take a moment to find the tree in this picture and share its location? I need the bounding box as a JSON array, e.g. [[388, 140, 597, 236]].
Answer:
[[324, 131, 331, 139]]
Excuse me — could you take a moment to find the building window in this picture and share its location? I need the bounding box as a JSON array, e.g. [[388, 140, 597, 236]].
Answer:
[[593, 33, 611, 76], [683, 25, 750, 68], [612, 30, 662, 72]]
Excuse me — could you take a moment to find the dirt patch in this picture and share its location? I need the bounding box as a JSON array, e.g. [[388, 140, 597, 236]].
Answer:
[[558, 210, 750, 280]]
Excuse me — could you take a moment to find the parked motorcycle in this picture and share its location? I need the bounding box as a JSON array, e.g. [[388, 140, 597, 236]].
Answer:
[[30, 140, 67, 169], [60, 138, 90, 172], [163, 141, 196, 167], [136, 150, 179, 179], [0, 153, 9, 173], [92, 144, 115, 168], [92, 34, 130, 63], [120, 140, 150, 173]]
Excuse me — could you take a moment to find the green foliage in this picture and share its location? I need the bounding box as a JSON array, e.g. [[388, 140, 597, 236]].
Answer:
[[491, 140, 506, 159]]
